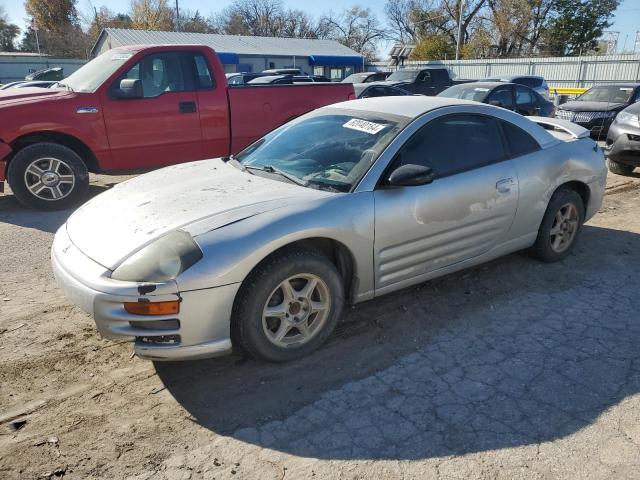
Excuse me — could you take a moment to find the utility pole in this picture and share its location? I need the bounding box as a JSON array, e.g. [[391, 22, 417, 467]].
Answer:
[[175, 0, 180, 31], [455, 0, 465, 61], [32, 18, 41, 57]]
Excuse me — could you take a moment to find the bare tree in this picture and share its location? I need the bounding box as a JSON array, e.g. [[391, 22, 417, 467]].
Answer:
[[129, 0, 173, 31], [319, 7, 386, 60]]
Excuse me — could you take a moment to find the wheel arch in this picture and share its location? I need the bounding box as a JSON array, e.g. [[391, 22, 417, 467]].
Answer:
[[8, 131, 99, 175], [239, 236, 358, 304], [554, 180, 590, 212]]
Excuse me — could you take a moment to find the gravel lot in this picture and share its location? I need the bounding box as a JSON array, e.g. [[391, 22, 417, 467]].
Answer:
[[1, 169, 640, 479]]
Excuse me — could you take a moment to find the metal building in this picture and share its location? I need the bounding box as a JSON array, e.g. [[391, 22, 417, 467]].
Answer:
[[91, 28, 365, 81]]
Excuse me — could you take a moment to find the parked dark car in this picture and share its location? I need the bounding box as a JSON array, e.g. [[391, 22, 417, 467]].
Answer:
[[342, 72, 391, 83], [25, 67, 63, 81], [604, 101, 640, 175], [366, 67, 471, 96], [437, 82, 555, 117], [355, 84, 413, 98], [482, 75, 550, 98], [555, 83, 640, 139]]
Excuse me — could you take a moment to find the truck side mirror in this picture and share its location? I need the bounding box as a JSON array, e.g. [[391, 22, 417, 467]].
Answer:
[[116, 79, 143, 99]]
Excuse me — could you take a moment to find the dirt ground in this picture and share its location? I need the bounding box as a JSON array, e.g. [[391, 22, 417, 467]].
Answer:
[[1, 169, 640, 480]]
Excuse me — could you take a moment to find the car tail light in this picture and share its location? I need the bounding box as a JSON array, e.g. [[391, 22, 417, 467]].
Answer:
[[124, 300, 180, 315]]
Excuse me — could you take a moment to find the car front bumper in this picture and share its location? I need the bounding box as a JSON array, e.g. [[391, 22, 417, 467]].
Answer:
[[51, 225, 239, 361], [605, 122, 640, 167]]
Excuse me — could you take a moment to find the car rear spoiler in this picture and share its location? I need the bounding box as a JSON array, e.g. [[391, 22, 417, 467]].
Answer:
[[528, 116, 591, 139]]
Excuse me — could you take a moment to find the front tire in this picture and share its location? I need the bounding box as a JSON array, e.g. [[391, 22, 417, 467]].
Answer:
[[606, 158, 635, 176], [7, 142, 89, 211], [233, 249, 344, 362], [531, 188, 584, 263]]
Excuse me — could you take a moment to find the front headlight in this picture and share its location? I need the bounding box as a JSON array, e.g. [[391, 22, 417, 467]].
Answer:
[[111, 230, 203, 282], [616, 111, 640, 127]]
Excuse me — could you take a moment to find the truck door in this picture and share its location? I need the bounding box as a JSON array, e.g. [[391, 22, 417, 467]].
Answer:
[[101, 51, 205, 170]]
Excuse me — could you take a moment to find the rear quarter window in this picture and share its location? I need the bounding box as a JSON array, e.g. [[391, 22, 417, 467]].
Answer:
[[500, 120, 541, 157]]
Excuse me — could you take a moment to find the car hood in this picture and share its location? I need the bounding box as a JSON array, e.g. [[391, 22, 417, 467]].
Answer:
[[0, 86, 71, 107], [558, 101, 626, 112], [66, 159, 329, 270]]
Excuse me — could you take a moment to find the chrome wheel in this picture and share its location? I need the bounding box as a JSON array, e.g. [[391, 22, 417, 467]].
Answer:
[[550, 202, 579, 253], [262, 274, 331, 348], [23, 157, 75, 201]]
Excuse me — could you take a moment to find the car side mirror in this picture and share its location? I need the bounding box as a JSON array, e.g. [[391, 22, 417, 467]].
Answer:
[[116, 79, 143, 99], [387, 164, 434, 187]]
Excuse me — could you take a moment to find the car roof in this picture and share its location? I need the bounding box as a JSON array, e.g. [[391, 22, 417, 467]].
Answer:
[[487, 75, 544, 80], [330, 96, 484, 118]]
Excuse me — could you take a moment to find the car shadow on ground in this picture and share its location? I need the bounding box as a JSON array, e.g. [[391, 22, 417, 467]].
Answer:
[[155, 224, 640, 460], [0, 183, 116, 233]]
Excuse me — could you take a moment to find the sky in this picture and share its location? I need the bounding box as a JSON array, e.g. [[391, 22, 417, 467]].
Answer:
[[2, 0, 640, 55]]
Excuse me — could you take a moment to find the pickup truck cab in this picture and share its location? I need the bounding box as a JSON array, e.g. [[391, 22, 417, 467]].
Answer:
[[365, 67, 471, 96], [0, 44, 354, 210]]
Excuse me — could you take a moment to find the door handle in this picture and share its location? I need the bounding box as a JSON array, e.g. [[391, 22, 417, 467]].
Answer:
[[179, 101, 197, 113], [496, 178, 514, 193]]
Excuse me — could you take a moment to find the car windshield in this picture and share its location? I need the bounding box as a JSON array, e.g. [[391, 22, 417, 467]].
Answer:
[[437, 84, 490, 101], [387, 70, 420, 82], [58, 49, 133, 93], [577, 86, 635, 103], [236, 110, 405, 192]]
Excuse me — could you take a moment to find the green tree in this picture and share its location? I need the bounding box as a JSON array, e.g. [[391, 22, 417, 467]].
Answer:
[[88, 7, 132, 40], [0, 7, 20, 51], [541, 0, 620, 55], [410, 33, 455, 59], [180, 10, 209, 33]]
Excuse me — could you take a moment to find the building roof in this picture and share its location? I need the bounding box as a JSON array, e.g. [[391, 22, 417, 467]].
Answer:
[[93, 28, 363, 59], [0, 52, 50, 57]]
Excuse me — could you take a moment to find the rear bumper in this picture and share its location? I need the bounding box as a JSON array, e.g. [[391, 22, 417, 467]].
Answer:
[[605, 123, 640, 167], [51, 225, 239, 361]]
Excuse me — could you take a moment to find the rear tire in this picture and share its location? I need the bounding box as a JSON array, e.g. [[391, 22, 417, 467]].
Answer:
[[531, 188, 584, 263], [606, 158, 635, 176], [7, 142, 89, 211], [232, 248, 344, 362]]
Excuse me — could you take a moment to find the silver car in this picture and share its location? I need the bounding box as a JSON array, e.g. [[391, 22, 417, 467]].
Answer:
[[52, 97, 606, 362]]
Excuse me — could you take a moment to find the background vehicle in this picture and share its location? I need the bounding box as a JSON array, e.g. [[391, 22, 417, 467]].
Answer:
[[437, 82, 555, 117], [226, 72, 267, 85], [365, 67, 472, 96], [53, 97, 606, 363], [555, 83, 640, 139], [355, 84, 413, 98], [0, 80, 57, 90], [247, 74, 330, 84], [0, 44, 354, 210], [604, 101, 640, 175], [482, 75, 550, 98], [342, 72, 391, 83], [25, 67, 64, 81]]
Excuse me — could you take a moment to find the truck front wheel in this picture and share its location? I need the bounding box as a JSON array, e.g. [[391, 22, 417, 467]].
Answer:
[[8, 143, 89, 211]]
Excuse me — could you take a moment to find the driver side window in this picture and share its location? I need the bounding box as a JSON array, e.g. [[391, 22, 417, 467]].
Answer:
[[394, 114, 507, 179], [487, 86, 514, 109], [118, 52, 186, 98]]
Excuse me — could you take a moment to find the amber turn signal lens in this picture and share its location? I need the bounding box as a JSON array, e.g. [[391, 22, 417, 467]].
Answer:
[[124, 300, 180, 315]]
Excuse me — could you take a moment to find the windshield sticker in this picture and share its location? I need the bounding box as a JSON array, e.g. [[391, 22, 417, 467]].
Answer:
[[111, 53, 132, 61], [474, 88, 490, 92], [620, 87, 633, 91], [343, 118, 387, 135]]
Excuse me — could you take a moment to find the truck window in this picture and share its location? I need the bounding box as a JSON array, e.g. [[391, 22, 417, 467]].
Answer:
[[417, 71, 431, 83], [192, 54, 215, 89], [118, 52, 186, 98]]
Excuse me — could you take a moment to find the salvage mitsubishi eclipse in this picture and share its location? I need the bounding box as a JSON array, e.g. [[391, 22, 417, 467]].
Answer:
[[52, 97, 607, 362]]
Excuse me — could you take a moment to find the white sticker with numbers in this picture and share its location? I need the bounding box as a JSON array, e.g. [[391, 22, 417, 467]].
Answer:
[[343, 118, 387, 135]]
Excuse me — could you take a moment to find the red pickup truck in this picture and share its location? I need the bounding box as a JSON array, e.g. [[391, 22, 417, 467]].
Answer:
[[0, 44, 355, 210]]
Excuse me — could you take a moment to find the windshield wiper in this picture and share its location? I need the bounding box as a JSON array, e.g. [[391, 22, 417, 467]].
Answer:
[[245, 164, 308, 187]]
